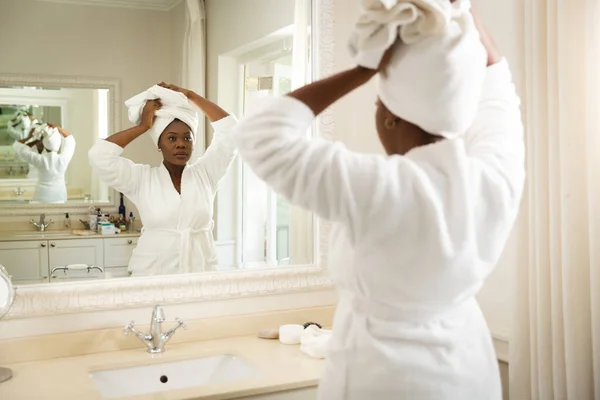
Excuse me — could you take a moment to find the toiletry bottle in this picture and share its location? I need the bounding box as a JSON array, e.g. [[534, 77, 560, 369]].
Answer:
[[88, 205, 97, 231], [64, 213, 71, 231], [128, 212, 135, 233], [119, 193, 126, 219], [117, 214, 126, 232]]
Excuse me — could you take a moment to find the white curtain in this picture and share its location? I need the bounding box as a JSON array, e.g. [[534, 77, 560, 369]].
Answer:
[[183, 0, 206, 156], [510, 0, 600, 399]]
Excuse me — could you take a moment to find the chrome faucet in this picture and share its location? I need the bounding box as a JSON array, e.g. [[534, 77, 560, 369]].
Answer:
[[30, 213, 53, 232], [124, 305, 186, 354]]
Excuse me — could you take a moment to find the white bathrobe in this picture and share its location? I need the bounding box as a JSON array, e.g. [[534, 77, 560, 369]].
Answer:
[[13, 136, 76, 204], [88, 116, 238, 276], [233, 59, 524, 399]]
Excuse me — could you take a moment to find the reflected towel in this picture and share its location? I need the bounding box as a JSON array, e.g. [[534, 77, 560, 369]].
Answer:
[[349, 0, 487, 137], [7, 112, 34, 141], [300, 325, 332, 359], [125, 85, 199, 148], [34, 123, 62, 152]]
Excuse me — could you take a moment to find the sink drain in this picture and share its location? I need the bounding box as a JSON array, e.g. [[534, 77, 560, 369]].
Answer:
[[160, 375, 168, 383]]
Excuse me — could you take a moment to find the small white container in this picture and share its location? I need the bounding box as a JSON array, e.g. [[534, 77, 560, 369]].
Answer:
[[278, 324, 304, 345]]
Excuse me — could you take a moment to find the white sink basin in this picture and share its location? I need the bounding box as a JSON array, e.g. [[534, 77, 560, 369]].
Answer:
[[15, 232, 72, 237], [89, 354, 259, 398]]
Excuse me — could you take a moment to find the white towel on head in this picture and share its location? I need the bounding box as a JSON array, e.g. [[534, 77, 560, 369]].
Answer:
[[349, 0, 487, 138], [7, 112, 33, 140], [125, 85, 199, 148], [35, 123, 62, 152]]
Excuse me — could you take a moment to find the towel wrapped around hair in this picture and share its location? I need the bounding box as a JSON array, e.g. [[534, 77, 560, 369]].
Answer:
[[348, 0, 487, 138], [32, 123, 62, 152], [7, 112, 34, 141], [125, 85, 199, 148]]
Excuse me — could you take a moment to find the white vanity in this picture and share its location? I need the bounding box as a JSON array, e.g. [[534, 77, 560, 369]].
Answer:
[[0, 233, 139, 284]]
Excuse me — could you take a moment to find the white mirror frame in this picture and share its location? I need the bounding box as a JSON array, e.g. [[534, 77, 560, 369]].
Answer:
[[0, 265, 15, 319], [5, 0, 336, 320], [0, 75, 121, 216]]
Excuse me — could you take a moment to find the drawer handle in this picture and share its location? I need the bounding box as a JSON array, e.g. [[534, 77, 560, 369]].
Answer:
[[127, 240, 133, 245], [41, 243, 46, 248], [50, 243, 56, 248], [51, 264, 104, 278]]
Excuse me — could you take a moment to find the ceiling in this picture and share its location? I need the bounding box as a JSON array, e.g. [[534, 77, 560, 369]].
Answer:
[[32, 0, 183, 11]]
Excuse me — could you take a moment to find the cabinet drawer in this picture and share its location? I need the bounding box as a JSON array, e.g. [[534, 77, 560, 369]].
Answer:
[[48, 239, 104, 281], [103, 237, 138, 268]]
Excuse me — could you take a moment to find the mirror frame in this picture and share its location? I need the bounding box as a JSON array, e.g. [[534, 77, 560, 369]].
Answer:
[[5, 0, 336, 320], [0, 75, 121, 216], [0, 264, 15, 319]]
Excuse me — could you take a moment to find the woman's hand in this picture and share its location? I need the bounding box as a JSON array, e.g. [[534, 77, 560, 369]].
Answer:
[[158, 82, 192, 98], [47, 123, 71, 138], [376, 43, 397, 78], [140, 99, 161, 130]]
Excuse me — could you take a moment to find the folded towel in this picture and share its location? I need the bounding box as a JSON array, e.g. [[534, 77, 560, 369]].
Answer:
[[300, 325, 332, 359], [349, 0, 487, 138], [125, 85, 199, 148]]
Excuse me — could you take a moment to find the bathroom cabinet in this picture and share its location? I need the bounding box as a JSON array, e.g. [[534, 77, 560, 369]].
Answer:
[[0, 236, 136, 284], [0, 240, 48, 284], [234, 387, 318, 400]]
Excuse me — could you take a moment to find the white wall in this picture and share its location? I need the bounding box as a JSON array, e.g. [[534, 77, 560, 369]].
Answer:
[[332, 0, 526, 345], [0, 0, 183, 220]]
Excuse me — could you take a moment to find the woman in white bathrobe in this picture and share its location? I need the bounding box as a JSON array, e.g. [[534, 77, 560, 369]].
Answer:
[[233, 8, 524, 400], [13, 124, 76, 204], [89, 83, 237, 276]]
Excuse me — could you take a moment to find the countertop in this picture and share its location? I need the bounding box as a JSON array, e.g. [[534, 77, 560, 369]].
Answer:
[[0, 230, 141, 242], [0, 335, 324, 400]]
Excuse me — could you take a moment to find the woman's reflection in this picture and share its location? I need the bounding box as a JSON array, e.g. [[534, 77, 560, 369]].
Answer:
[[88, 83, 237, 276], [12, 123, 76, 203]]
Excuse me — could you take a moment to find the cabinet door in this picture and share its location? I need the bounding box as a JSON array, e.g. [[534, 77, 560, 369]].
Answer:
[[0, 241, 49, 284], [48, 238, 104, 282], [103, 237, 138, 268]]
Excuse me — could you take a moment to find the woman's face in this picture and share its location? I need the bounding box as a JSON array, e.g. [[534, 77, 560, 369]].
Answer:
[[158, 119, 194, 166]]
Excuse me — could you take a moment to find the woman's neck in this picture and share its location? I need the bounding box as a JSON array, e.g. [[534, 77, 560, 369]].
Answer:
[[162, 161, 185, 179]]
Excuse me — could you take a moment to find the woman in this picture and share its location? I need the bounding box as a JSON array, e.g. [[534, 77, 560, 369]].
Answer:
[[88, 83, 237, 276], [13, 123, 76, 204], [232, 6, 523, 400]]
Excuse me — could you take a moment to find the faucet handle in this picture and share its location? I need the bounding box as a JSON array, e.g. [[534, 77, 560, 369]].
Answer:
[[124, 320, 136, 335], [175, 317, 187, 330]]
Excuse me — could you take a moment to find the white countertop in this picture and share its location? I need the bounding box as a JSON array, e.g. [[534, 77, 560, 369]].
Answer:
[[0, 335, 324, 400], [0, 230, 141, 242]]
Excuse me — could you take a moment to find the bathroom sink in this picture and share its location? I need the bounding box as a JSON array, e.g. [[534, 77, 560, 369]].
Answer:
[[89, 354, 259, 398]]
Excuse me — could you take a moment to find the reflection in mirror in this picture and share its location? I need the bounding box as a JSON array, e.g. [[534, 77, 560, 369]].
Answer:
[[0, 87, 110, 204], [0, 0, 315, 285], [0, 264, 14, 383]]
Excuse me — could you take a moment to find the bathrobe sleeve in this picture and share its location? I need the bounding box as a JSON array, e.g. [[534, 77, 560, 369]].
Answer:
[[465, 59, 525, 204], [233, 95, 395, 240], [58, 136, 76, 166], [13, 141, 47, 169], [88, 140, 147, 198], [192, 115, 238, 192]]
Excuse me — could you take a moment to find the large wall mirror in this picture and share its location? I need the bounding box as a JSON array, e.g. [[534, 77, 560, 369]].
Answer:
[[0, 0, 333, 317]]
